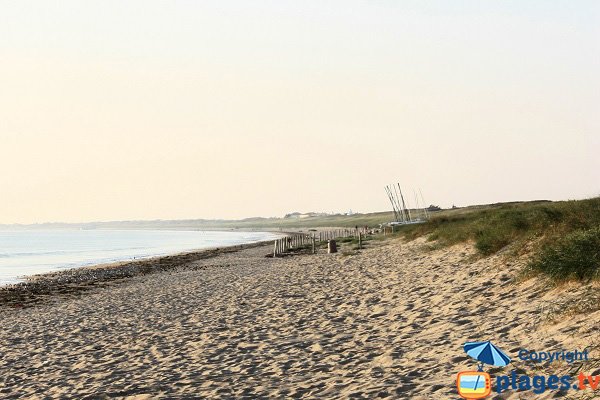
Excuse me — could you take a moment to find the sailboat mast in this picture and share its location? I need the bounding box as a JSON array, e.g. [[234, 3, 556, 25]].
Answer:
[[393, 184, 406, 222], [398, 183, 412, 222], [414, 190, 421, 221], [419, 188, 429, 220], [385, 186, 399, 222]]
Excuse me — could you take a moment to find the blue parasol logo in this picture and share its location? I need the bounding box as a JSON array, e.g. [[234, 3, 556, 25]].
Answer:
[[463, 341, 512, 371], [455, 341, 512, 399]]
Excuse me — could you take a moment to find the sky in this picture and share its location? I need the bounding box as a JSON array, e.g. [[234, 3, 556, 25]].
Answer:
[[1, 1, 599, 223]]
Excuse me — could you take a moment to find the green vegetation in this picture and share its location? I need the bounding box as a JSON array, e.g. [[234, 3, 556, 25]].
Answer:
[[529, 226, 600, 281], [5, 196, 598, 282], [336, 236, 370, 245], [396, 197, 600, 281]]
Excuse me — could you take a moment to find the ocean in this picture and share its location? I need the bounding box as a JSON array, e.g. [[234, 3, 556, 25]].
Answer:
[[0, 229, 279, 285]]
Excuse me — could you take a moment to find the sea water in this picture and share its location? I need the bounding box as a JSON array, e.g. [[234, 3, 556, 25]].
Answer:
[[0, 229, 279, 285]]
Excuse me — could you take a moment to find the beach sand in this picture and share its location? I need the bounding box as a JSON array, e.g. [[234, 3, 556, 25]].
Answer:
[[0, 236, 598, 399]]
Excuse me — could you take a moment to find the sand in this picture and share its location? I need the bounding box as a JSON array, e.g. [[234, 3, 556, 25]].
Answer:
[[0, 236, 598, 399]]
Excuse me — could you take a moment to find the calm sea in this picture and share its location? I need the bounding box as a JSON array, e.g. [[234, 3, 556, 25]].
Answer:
[[0, 230, 279, 285]]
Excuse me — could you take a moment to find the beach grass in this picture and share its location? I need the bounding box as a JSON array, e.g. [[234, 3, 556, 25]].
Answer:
[[528, 226, 600, 281], [395, 197, 600, 281]]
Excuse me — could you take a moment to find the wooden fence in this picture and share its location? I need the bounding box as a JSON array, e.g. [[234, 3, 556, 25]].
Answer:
[[273, 228, 369, 257]]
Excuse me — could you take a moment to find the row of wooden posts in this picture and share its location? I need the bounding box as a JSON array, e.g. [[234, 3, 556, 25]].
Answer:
[[273, 228, 369, 257], [318, 228, 367, 242], [381, 225, 397, 235]]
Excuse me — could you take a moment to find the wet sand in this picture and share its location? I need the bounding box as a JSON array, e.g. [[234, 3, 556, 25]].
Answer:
[[0, 236, 598, 399]]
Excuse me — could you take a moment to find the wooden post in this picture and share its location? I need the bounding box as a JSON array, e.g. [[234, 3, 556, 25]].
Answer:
[[274, 240, 277, 257], [312, 234, 316, 254], [358, 232, 362, 249], [328, 239, 337, 254]]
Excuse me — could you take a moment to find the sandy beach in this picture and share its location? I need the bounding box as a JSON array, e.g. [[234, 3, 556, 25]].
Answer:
[[1, 235, 598, 399]]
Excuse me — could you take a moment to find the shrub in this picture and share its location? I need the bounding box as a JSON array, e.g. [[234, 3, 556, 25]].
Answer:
[[529, 226, 600, 281], [475, 227, 512, 255]]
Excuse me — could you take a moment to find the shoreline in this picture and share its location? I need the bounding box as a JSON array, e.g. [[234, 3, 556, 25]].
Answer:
[[1, 235, 597, 398], [0, 237, 282, 310], [0, 234, 598, 398]]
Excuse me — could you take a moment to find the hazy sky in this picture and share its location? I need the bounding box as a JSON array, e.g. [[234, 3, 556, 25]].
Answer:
[[1, 1, 599, 223]]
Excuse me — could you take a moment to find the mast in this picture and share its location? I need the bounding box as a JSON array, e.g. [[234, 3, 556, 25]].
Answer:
[[414, 190, 421, 221], [398, 183, 412, 222], [385, 186, 399, 222], [419, 188, 429, 220], [393, 184, 407, 222]]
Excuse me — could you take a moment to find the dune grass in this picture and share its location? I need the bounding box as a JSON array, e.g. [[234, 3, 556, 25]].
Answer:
[[528, 226, 600, 281], [395, 197, 600, 281]]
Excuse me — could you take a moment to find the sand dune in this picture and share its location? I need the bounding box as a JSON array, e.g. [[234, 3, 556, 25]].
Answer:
[[0, 236, 598, 398]]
